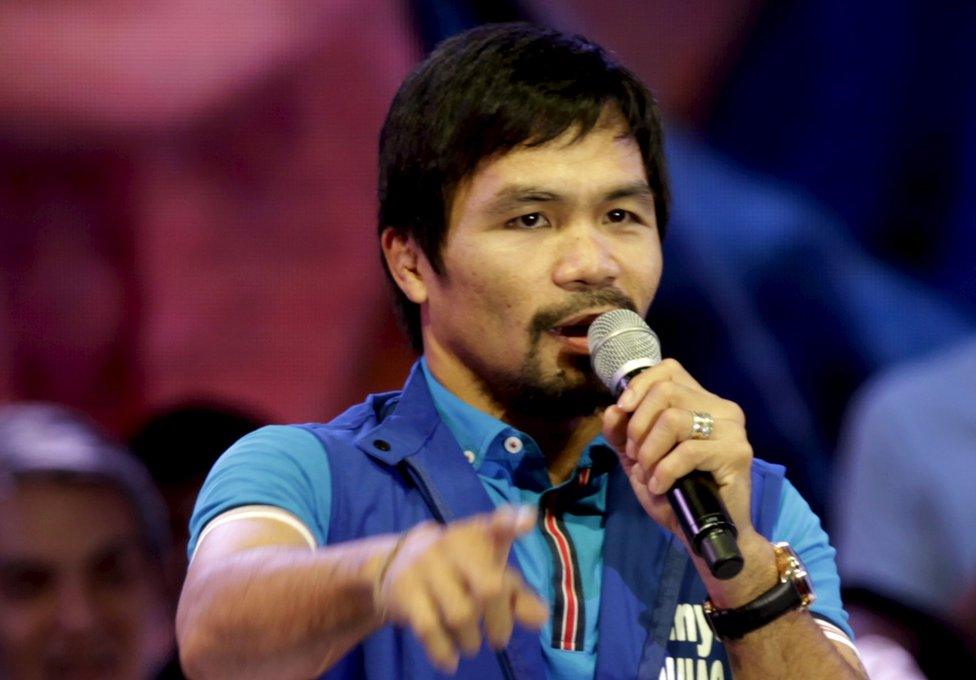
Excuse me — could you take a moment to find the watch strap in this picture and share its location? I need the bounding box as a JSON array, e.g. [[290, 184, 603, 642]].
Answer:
[[702, 542, 815, 641]]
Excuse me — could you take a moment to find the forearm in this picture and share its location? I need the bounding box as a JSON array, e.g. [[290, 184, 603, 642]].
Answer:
[[727, 610, 862, 679], [700, 533, 865, 680], [177, 534, 397, 680]]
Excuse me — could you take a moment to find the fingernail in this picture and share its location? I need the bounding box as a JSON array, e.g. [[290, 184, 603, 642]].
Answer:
[[648, 476, 661, 494], [629, 464, 645, 484], [618, 389, 634, 410]]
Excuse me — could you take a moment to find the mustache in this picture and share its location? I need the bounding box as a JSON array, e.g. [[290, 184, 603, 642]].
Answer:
[[528, 288, 638, 340]]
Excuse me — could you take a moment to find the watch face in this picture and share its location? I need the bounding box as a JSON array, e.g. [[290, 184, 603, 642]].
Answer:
[[774, 542, 816, 607], [793, 565, 816, 607]]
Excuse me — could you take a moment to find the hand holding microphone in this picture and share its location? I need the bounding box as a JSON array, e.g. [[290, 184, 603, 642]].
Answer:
[[588, 309, 748, 580]]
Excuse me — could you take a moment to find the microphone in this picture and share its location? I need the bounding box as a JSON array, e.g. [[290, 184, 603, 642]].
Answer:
[[588, 309, 743, 580]]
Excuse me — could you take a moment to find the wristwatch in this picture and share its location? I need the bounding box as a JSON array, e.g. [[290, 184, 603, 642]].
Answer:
[[702, 541, 815, 641]]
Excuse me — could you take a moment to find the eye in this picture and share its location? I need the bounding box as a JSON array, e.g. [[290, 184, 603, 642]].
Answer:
[[0, 566, 53, 602], [606, 208, 639, 224], [91, 547, 142, 589], [506, 212, 550, 229]]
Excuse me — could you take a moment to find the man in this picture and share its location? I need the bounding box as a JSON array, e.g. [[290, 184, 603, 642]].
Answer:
[[0, 403, 173, 679], [177, 23, 865, 679]]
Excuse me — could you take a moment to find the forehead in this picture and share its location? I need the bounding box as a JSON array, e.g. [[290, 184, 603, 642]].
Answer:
[[0, 480, 142, 563], [449, 121, 647, 223]]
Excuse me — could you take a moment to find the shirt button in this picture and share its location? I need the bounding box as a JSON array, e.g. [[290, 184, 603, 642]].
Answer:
[[463, 450, 476, 464], [503, 436, 523, 454]]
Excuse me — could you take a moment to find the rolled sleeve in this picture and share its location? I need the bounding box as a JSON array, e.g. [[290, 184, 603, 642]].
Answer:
[[187, 425, 331, 558]]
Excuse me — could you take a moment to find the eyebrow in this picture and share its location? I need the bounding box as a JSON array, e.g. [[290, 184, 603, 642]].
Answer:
[[482, 185, 561, 216], [88, 538, 144, 566], [604, 182, 655, 206], [482, 181, 654, 216]]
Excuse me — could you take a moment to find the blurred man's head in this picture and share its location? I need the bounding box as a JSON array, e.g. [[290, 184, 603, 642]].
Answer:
[[128, 402, 264, 584], [0, 404, 170, 680]]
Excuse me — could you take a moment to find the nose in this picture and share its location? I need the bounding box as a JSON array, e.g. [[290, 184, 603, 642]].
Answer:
[[552, 223, 621, 289], [56, 576, 99, 635]]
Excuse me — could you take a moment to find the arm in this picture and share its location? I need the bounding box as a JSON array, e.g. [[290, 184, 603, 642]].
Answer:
[[176, 515, 394, 680], [176, 506, 548, 680], [603, 358, 867, 679], [703, 534, 864, 679]]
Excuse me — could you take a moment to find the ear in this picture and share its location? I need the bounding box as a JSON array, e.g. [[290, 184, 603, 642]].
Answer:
[[380, 227, 429, 304]]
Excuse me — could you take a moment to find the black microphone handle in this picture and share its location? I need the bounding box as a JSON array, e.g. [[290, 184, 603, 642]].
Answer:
[[618, 371, 743, 580], [668, 471, 743, 579]]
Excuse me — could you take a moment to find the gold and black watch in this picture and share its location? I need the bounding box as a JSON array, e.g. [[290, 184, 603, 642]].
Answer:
[[702, 541, 815, 641]]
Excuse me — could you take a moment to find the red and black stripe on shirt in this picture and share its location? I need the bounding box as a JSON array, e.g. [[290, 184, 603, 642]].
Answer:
[[539, 467, 593, 651]]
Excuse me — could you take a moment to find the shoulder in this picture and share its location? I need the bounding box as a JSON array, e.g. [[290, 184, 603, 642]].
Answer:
[[188, 425, 333, 549], [226, 423, 326, 456], [208, 424, 337, 482], [187, 389, 407, 558]]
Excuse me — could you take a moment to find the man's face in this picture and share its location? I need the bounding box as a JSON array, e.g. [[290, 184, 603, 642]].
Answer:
[[419, 118, 663, 418], [0, 481, 161, 680]]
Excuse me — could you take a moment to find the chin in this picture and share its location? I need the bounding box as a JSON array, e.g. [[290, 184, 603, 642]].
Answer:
[[503, 367, 613, 421]]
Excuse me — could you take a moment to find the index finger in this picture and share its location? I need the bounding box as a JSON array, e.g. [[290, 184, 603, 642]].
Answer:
[[617, 358, 707, 412]]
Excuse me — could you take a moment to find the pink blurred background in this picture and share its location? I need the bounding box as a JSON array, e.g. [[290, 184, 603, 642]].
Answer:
[[0, 0, 766, 435]]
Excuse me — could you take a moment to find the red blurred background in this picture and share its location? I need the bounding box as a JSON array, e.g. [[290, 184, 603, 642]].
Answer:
[[0, 0, 772, 434]]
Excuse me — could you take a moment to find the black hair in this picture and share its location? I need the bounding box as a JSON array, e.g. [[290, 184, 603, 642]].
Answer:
[[128, 402, 264, 488], [378, 22, 671, 352]]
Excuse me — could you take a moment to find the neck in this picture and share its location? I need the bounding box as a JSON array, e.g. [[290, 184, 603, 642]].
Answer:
[[424, 345, 603, 485], [503, 409, 605, 485]]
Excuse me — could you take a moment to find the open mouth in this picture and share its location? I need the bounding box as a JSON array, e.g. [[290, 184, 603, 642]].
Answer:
[[552, 321, 593, 337], [549, 312, 604, 342]]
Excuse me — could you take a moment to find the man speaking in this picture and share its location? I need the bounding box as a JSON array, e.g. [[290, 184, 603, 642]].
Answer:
[[176, 23, 865, 679]]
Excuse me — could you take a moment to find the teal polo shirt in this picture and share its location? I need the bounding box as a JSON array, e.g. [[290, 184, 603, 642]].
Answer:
[[189, 362, 855, 679], [421, 360, 610, 679]]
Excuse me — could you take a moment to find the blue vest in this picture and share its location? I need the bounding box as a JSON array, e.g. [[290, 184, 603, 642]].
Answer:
[[301, 365, 785, 679]]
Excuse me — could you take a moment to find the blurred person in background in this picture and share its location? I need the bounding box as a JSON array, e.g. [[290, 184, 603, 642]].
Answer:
[[128, 403, 265, 592], [833, 337, 976, 678], [0, 404, 174, 679]]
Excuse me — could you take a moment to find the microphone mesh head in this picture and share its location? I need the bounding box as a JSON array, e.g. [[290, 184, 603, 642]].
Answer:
[[587, 309, 661, 390]]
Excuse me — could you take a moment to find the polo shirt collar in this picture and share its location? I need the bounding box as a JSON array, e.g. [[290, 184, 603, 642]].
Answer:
[[419, 359, 612, 475]]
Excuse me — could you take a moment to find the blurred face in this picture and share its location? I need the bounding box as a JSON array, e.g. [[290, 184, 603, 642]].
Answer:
[[420, 116, 663, 418], [0, 481, 159, 680]]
